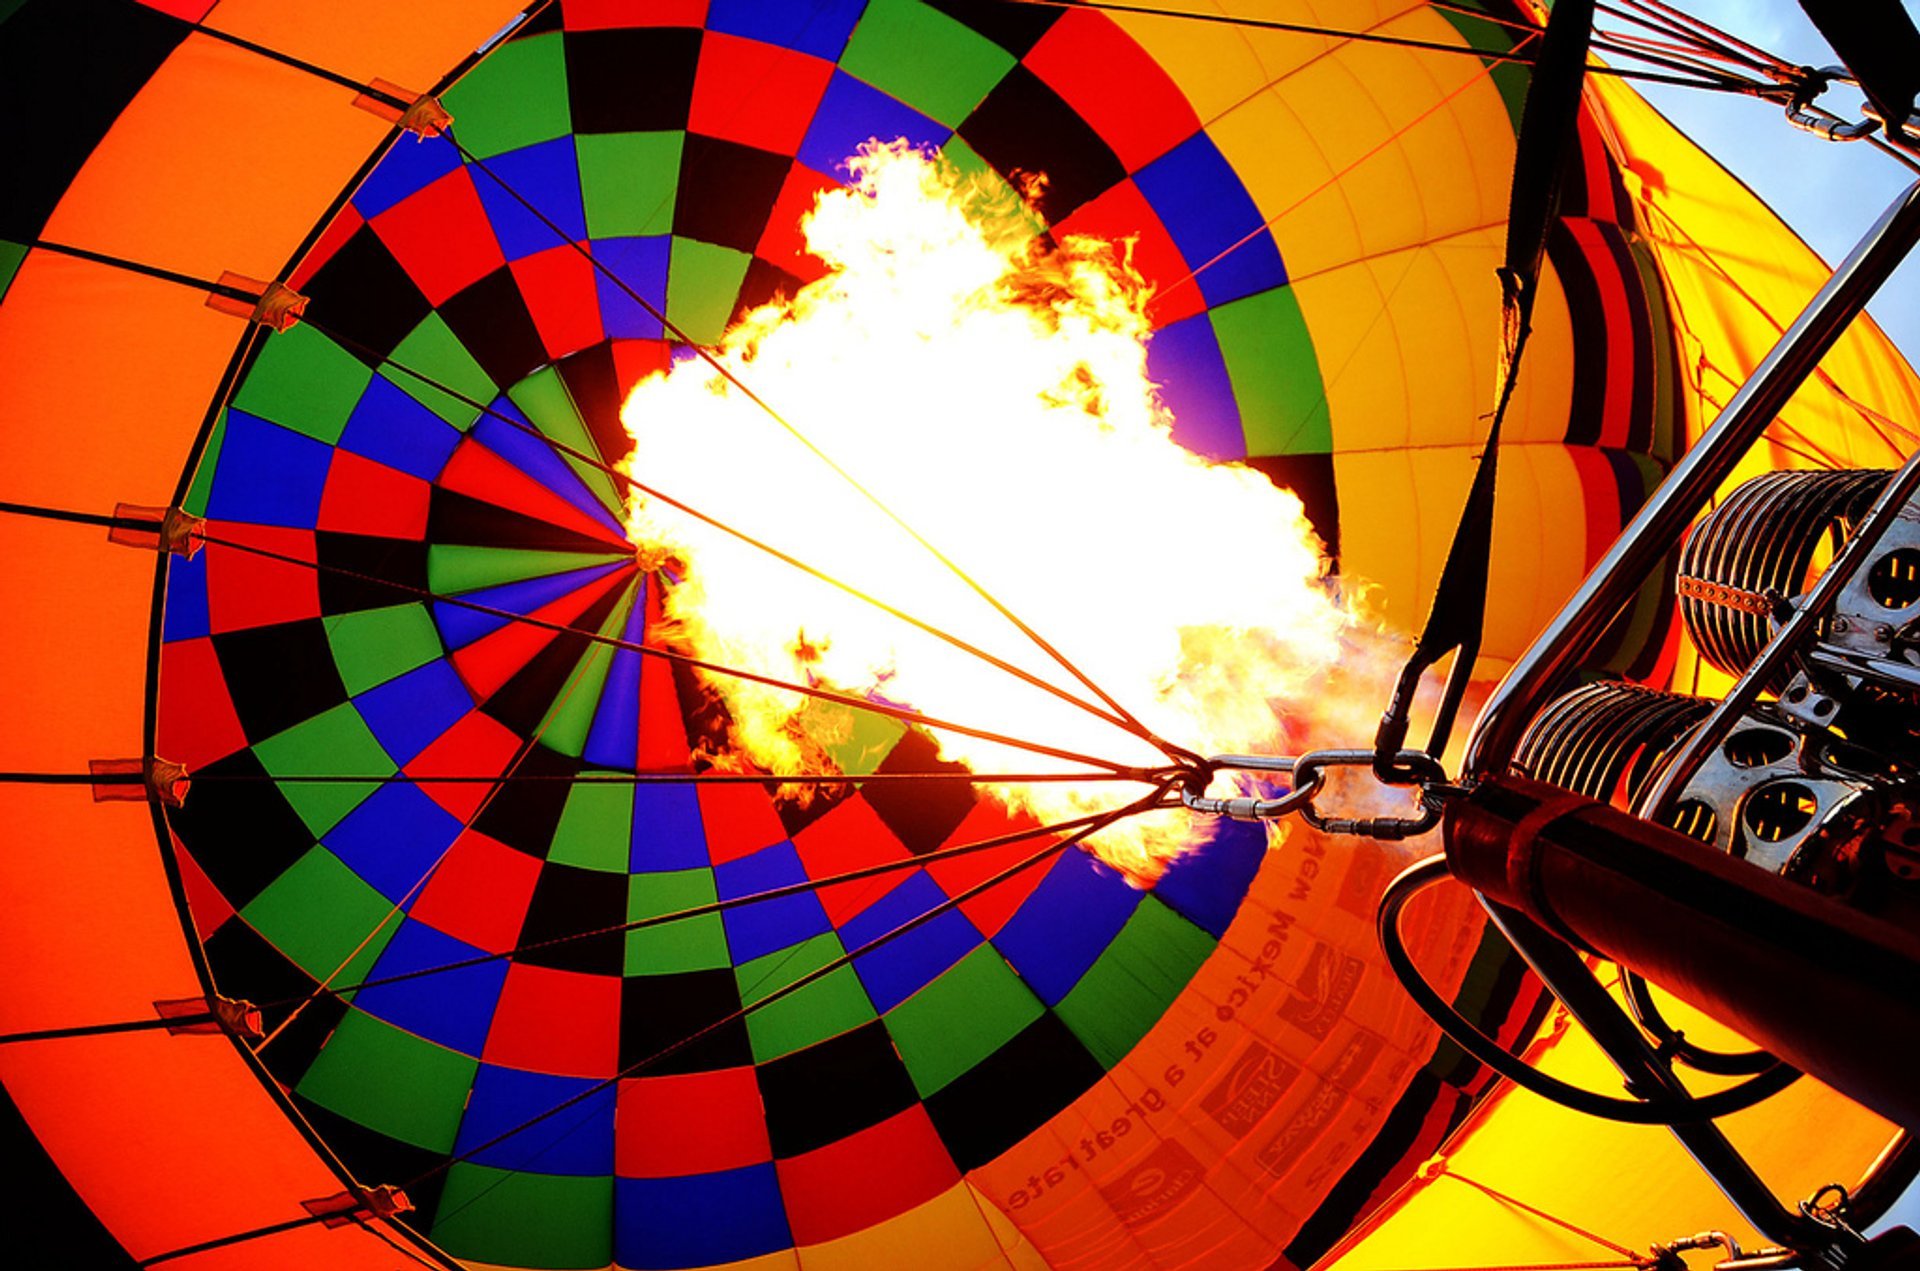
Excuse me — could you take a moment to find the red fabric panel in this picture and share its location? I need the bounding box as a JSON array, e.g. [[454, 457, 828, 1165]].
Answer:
[[512, 244, 607, 361], [404, 710, 522, 820], [792, 796, 912, 925], [694, 783, 789, 865], [440, 438, 633, 547], [481, 962, 622, 1077], [410, 829, 543, 954], [317, 449, 431, 539], [156, 636, 247, 771], [755, 163, 837, 283], [202, 525, 320, 633], [923, 799, 1049, 938], [689, 32, 835, 155], [1059, 178, 1205, 327], [615, 1067, 772, 1177], [775, 1106, 959, 1245], [1023, 9, 1202, 170], [450, 568, 629, 697], [369, 167, 507, 306], [565, 0, 708, 29]]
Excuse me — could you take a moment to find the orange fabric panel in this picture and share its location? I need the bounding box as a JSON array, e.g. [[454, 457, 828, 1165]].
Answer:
[[40, 34, 390, 282], [204, 0, 527, 98]]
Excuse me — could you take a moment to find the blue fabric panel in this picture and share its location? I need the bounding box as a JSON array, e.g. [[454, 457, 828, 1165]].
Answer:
[[991, 850, 1140, 1006], [1134, 132, 1287, 307], [797, 72, 949, 177], [323, 782, 466, 904], [353, 919, 505, 1055], [351, 135, 463, 218], [452, 1064, 616, 1175], [630, 782, 709, 872], [355, 659, 473, 764], [163, 551, 210, 643], [1149, 311, 1245, 461], [583, 581, 647, 769], [338, 374, 463, 481], [1153, 819, 1266, 939], [472, 401, 627, 534], [837, 871, 980, 1014], [705, 0, 865, 61], [592, 236, 671, 340], [713, 841, 832, 963], [432, 560, 628, 649], [205, 410, 332, 529], [614, 1164, 792, 1269], [470, 136, 587, 260]]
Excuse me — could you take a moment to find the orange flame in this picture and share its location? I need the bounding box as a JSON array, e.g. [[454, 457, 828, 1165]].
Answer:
[[619, 141, 1383, 882]]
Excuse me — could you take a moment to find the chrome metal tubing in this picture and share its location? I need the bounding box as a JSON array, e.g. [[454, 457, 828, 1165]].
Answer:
[[1466, 179, 1920, 777]]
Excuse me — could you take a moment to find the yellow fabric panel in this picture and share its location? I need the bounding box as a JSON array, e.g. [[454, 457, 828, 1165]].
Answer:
[[203, 0, 523, 95], [797, 1181, 1045, 1271], [1334, 445, 1598, 666], [1326, 996, 1900, 1269], [39, 34, 389, 283], [974, 828, 1486, 1269]]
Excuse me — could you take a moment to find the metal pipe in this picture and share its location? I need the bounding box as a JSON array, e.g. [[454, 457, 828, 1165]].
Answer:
[[1466, 180, 1920, 777], [1637, 446, 1920, 822]]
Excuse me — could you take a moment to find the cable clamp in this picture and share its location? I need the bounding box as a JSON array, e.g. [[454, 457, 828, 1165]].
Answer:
[[353, 78, 452, 137], [301, 1184, 414, 1228], [107, 502, 203, 558], [152, 995, 264, 1043], [203, 272, 308, 330], [88, 757, 190, 808]]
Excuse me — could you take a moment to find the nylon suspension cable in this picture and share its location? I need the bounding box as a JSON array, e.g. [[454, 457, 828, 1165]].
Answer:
[[441, 128, 1195, 768], [412, 779, 1177, 1230], [298, 314, 1162, 751]]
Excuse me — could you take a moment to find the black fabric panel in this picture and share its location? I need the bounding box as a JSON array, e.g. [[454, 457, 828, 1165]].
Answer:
[[515, 860, 629, 975], [473, 741, 574, 857], [566, 27, 701, 133], [958, 65, 1125, 224], [169, 749, 313, 909], [755, 1020, 919, 1157], [437, 265, 550, 389], [1243, 452, 1341, 566], [555, 343, 636, 468], [211, 618, 349, 742], [0, 0, 185, 241], [203, 917, 349, 1090], [1547, 223, 1606, 448], [427, 486, 624, 554], [618, 968, 753, 1076], [299, 226, 433, 367], [730, 256, 806, 327], [923, 1011, 1104, 1170], [291, 1094, 450, 1229], [315, 531, 431, 614], [674, 136, 794, 254], [859, 729, 978, 857], [926, 0, 1061, 57]]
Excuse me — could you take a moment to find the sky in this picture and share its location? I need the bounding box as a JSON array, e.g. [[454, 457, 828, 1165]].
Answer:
[[1630, 4, 1920, 1239], [1630, 0, 1920, 363]]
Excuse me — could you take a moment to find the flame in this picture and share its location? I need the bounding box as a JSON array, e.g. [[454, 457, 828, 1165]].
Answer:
[[618, 141, 1384, 882]]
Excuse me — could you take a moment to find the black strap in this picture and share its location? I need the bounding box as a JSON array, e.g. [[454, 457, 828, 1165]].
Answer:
[[1374, 0, 1597, 780]]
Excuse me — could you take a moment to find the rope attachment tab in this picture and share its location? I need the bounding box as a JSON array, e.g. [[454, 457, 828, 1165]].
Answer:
[[352, 78, 452, 137], [203, 272, 308, 330], [152, 995, 264, 1044], [300, 1184, 414, 1229], [107, 503, 203, 558], [88, 757, 190, 808]]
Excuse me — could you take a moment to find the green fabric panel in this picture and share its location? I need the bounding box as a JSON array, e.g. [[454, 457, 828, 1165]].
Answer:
[[577, 132, 681, 238], [841, 0, 1014, 127], [240, 845, 397, 988], [295, 1009, 478, 1153], [328, 603, 445, 697], [231, 324, 370, 444], [431, 1164, 615, 1270], [939, 136, 1044, 243], [667, 237, 751, 345], [886, 944, 1042, 1096], [626, 869, 731, 975], [427, 544, 630, 595], [507, 364, 624, 515], [537, 588, 634, 758], [181, 412, 227, 517], [384, 312, 494, 428], [792, 698, 908, 777], [1055, 896, 1213, 1069], [441, 33, 572, 160], [0, 239, 27, 301], [252, 703, 394, 836], [549, 775, 636, 873], [736, 932, 876, 1062], [1210, 286, 1331, 456], [1434, 6, 1527, 130]]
